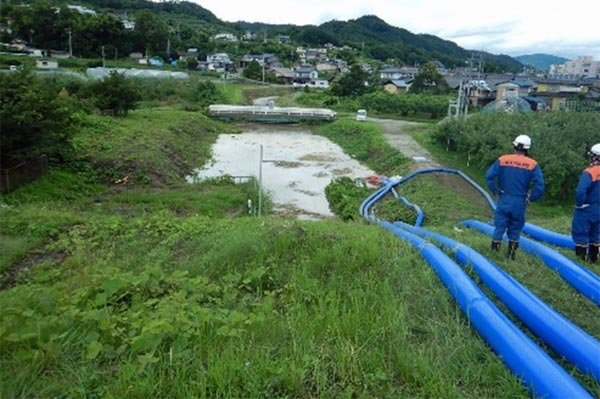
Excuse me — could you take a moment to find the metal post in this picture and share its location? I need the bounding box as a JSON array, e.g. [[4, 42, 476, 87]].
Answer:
[[258, 145, 263, 216], [102, 45, 105, 68], [68, 29, 72, 57]]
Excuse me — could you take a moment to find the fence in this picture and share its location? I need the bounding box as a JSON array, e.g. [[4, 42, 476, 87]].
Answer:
[[0, 155, 48, 194]]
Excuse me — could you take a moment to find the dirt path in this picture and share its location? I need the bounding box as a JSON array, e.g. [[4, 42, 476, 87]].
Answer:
[[369, 117, 440, 170]]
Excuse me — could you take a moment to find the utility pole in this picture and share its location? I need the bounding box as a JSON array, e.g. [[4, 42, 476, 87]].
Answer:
[[101, 45, 105, 68], [262, 62, 265, 85], [258, 145, 263, 216], [67, 29, 72, 57]]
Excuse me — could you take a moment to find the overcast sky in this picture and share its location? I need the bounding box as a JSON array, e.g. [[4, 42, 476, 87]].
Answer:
[[195, 0, 600, 60]]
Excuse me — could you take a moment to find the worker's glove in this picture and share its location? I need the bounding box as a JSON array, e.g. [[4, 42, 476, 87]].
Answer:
[[575, 204, 590, 210]]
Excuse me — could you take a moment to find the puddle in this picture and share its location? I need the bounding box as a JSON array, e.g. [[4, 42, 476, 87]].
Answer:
[[187, 125, 375, 219]]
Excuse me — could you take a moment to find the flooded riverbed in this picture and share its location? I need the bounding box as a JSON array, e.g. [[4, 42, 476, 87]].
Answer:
[[187, 125, 376, 219]]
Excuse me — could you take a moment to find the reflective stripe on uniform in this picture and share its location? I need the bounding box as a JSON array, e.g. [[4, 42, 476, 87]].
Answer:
[[499, 154, 538, 171]]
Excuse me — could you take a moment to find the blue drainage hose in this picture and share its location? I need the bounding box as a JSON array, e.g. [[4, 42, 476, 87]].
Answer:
[[522, 223, 575, 249], [394, 221, 600, 380], [462, 219, 600, 307], [360, 185, 593, 398]]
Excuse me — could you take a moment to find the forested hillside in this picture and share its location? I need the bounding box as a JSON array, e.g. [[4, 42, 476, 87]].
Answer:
[[1, 0, 522, 71]]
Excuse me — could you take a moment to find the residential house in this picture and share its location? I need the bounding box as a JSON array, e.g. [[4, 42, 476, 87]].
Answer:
[[27, 48, 45, 57], [178, 50, 199, 61], [122, 20, 135, 30], [36, 60, 58, 69], [316, 61, 339, 73], [242, 31, 257, 41], [298, 47, 328, 62], [207, 53, 231, 64], [380, 66, 417, 81], [277, 35, 292, 44], [48, 50, 70, 58], [213, 33, 238, 42], [8, 40, 27, 52], [240, 54, 281, 69], [271, 67, 296, 83], [334, 59, 349, 73], [380, 67, 404, 80], [432, 60, 447, 74], [466, 80, 493, 106], [495, 82, 520, 100], [382, 79, 412, 94], [307, 79, 330, 89], [496, 77, 536, 97], [361, 64, 373, 74], [532, 77, 591, 110], [294, 65, 318, 84]]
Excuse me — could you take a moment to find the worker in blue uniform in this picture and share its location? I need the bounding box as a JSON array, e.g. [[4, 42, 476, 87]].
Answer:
[[485, 135, 545, 259], [572, 143, 600, 263]]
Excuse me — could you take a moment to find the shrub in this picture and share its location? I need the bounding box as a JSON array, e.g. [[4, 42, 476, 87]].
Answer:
[[0, 68, 77, 168], [88, 71, 140, 116]]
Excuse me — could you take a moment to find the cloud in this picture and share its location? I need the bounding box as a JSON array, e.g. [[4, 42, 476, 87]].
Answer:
[[443, 21, 519, 40]]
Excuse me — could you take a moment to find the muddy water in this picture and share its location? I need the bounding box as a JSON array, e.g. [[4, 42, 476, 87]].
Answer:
[[187, 125, 376, 219]]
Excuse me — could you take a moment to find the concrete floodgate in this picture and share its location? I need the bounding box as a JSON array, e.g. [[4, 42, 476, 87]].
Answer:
[[187, 125, 376, 219]]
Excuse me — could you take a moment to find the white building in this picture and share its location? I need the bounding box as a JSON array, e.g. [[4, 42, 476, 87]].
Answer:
[[550, 56, 600, 78], [67, 5, 97, 16], [213, 33, 238, 42], [36, 60, 58, 69]]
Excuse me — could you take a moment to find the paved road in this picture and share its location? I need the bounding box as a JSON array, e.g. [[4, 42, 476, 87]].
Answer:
[[369, 117, 440, 169]]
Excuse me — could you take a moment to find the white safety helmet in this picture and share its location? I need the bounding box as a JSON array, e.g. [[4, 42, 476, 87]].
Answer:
[[589, 143, 600, 161], [513, 134, 532, 150]]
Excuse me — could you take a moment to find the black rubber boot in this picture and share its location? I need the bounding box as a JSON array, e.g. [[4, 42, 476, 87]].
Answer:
[[575, 245, 588, 261], [589, 244, 599, 264], [506, 240, 519, 260], [491, 240, 501, 252]]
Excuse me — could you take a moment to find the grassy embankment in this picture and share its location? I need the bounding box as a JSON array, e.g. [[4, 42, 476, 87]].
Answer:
[[323, 118, 600, 396], [1, 85, 599, 397]]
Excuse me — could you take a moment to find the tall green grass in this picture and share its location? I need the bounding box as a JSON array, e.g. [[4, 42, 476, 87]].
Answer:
[[0, 219, 531, 398], [72, 107, 236, 185]]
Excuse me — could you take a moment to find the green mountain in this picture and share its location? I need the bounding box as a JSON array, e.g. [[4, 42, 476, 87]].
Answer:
[[514, 54, 569, 71], [318, 16, 521, 71], [234, 15, 522, 72], [3, 0, 522, 71]]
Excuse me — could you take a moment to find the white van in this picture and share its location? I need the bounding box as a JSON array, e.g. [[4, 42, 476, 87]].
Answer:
[[356, 109, 367, 121]]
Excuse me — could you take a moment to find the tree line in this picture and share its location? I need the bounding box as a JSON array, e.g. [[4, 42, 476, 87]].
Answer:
[[1, 1, 521, 72]]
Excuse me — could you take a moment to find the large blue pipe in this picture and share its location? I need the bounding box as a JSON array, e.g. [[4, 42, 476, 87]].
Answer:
[[462, 219, 600, 307], [394, 221, 600, 380], [360, 188, 593, 398], [522, 223, 575, 249]]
